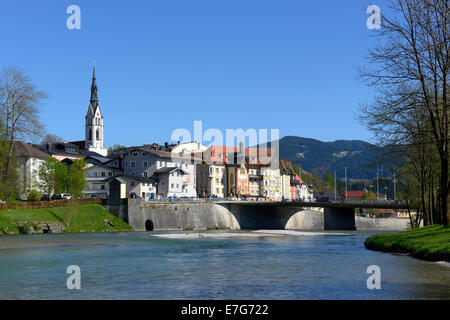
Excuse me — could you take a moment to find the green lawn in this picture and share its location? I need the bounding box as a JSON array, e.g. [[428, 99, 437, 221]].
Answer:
[[364, 225, 450, 261], [0, 204, 133, 234]]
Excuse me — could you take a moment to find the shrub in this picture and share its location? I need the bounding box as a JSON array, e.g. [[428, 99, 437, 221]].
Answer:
[[27, 189, 43, 202]]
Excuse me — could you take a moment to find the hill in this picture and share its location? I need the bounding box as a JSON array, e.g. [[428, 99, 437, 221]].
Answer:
[[277, 136, 400, 179]]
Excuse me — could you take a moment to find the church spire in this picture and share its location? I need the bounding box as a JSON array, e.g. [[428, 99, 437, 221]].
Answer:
[[90, 63, 98, 103]]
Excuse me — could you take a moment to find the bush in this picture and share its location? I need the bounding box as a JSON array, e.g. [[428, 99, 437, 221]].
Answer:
[[27, 190, 43, 202]]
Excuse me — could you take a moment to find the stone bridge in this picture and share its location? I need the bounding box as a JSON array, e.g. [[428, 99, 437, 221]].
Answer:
[[216, 201, 411, 230], [104, 199, 412, 231]]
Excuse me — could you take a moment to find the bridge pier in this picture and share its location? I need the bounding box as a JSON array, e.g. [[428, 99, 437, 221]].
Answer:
[[324, 207, 356, 230]]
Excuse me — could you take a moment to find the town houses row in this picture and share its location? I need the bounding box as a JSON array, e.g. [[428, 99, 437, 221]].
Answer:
[[13, 140, 314, 202], [11, 66, 313, 202]]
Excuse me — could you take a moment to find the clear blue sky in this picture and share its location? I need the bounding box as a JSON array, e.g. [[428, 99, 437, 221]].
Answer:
[[0, 0, 386, 147]]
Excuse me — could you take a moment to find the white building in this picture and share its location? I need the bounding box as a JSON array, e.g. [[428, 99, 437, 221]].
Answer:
[[12, 141, 50, 200], [115, 145, 197, 198], [83, 158, 122, 198]]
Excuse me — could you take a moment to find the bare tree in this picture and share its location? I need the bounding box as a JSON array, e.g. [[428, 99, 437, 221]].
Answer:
[[0, 66, 47, 201], [359, 0, 449, 226], [41, 133, 64, 145]]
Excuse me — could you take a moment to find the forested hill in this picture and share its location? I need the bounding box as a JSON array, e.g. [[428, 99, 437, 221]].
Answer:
[[277, 136, 400, 179]]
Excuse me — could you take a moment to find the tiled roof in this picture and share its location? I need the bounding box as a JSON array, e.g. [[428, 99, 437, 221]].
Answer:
[[13, 141, 50, 160]]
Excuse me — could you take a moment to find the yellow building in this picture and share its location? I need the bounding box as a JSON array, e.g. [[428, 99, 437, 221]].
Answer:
[[197, 163, 226, 197]]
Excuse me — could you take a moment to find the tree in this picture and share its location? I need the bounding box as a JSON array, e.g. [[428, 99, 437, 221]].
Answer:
[[324, 172, 335, 190], [35, 158, 65, 198], [107, 144, 126, 155], [64, 158, 88, 227], [66, 158, 88, 197], [0, 139, 19, 201], [41, 134, 64, 145], [359, 0, 449, 226], [0, 66, 47, 201]]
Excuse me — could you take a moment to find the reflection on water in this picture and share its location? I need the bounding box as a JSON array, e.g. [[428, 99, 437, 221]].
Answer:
[[0, 230, 448, 299]]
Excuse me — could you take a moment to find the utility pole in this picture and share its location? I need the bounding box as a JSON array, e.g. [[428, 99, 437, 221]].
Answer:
[[345, 167, 348, 200]]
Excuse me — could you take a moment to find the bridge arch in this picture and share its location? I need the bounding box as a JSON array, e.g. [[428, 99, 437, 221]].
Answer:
[[145, 219, 154, 231]]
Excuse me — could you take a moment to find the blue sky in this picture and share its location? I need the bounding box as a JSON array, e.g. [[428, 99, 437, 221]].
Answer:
[[0, 0, 385, 147]]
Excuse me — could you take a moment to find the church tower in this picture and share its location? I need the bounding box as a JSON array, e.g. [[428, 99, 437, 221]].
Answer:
[[85, 64, 107, 156]]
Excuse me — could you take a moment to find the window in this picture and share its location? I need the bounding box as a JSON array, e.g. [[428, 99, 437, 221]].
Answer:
[[114, 161, 118, 167], [89, 129, 92, 140], [142, 152, 147, 156], [101, 172, 105, 177], [96, 129, 100, 140], [216, 178, 219, 183], [133, 152, 138, 157], [162, 181, 166, 185], [108, 172, 113, 177], [215, 168, 219, 174], [171, 184, 174, 188], [143, 161, 148, 168], [176, 184, 179, 188], [143, 172, 147, 177], [125, 162, 128, 167], [101, 185, 105, 190], [130, 182, 135, 187], [131, 162, 136, 168]]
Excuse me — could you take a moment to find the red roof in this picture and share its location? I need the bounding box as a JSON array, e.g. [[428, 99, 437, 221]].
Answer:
[[344, 191, 366, 198]]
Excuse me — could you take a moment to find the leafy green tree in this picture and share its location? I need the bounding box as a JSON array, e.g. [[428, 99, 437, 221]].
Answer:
[[362, 191, 376, 201], [66, 158, 88, 197], [107, 144, 126, 155], [35, 158, 65, 198], [324, 172, 335, 190]]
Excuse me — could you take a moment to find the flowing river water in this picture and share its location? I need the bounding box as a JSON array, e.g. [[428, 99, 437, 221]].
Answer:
[[0, 230, 448, 299]]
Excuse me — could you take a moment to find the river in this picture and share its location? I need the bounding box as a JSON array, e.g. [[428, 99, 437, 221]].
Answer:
[[0, 230, 448, 299]]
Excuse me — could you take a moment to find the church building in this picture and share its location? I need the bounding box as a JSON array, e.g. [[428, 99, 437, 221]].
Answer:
[[70, 65, 108, 157]]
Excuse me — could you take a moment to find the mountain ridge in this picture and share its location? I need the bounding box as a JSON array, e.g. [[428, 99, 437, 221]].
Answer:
[[276, 136, 398, 179]]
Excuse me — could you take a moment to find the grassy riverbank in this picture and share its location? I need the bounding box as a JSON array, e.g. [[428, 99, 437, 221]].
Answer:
[[364, 225, 450, 261], [0, 204, 132, 234]]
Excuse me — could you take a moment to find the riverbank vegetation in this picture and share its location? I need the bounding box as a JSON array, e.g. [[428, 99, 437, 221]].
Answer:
[[365, 225, 450, 261], [358, 0, 449, 227], [0, 204, 132, 234]]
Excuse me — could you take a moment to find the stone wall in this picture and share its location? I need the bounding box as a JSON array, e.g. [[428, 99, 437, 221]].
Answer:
[[355, 216, 410, 230]]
